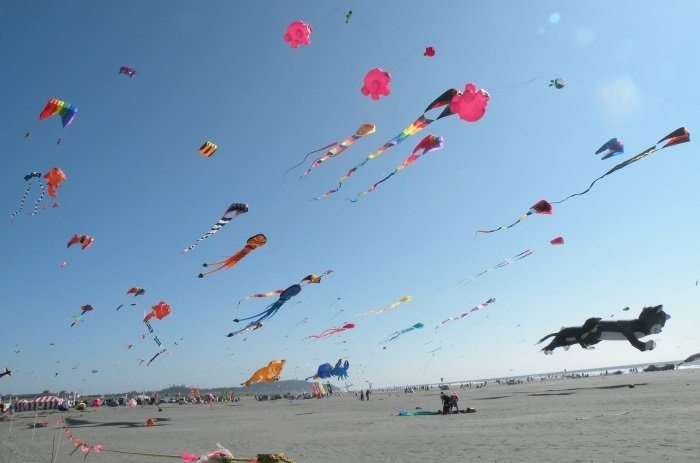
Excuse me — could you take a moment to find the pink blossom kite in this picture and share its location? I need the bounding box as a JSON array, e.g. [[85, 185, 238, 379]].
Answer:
[[361, 68, 391, 100], [283, 20, 312, 48], [449, 83, 490, 122]]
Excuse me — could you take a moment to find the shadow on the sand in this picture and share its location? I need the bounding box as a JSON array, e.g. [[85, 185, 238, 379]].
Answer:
[[64, 417, 172, 429], [474, 383, 647, 400]]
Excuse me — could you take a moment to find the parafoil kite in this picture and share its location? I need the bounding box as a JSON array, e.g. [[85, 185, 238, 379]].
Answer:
[[237, 270, 333, 307], [383, 322, 424, 343], [449, 83, 490, 122], [144, 301, 171, 323], [550, 236, 564, 245], [198, 141, 217, 158], [424, 47, 435, 57], [70, 304, 95, 327], [182, 202, 249, 253], [242, 359, 286, 386], [119, 66, 137, 78], [39, 99, 78, 128], [304, 323, 355, 341], [477, 199, 552, 235], [595, 138, 624, 160], [438, 298, 496, 328], [549, 78, 566, 89], [290, 124, 376, 179], [44, 167, 66, 200], [283, 20, 312, 48], [361, 296, 412, 315], [318, 85, 488, 199], [228, 283, 301, 336], [66, 234, 93, 250], [198, 234, 266, 278], [127, 287, 145, 296], [351, 134, 444, 201], [9, 172, 44, 221], [345, 10, 352, 23], [553, 128, 689, 204], [361, 68, 392, 100]]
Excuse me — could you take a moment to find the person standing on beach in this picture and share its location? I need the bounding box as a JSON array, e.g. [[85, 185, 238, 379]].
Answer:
[[360, 390, 364, 401], [366, 389, 371, 400]]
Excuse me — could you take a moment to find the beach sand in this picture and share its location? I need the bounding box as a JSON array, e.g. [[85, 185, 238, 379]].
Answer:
[[2, 369, 699, 463]]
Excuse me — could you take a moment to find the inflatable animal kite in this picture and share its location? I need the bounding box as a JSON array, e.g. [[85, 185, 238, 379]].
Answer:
[[44, 167, 66, 200], [39, 99, 78, 128], [144, 301, 171, 323], [449, 83, 490, 122], [306, 359, 350, 380], [242, 359, 286, 386], [361, 68, 392, 100], [351, 134, 444, 201], [67, 234, 94, 250], [198, 234, 266, 278], [595, 138, 624, 160], [119, 66, 137, 78], [182, 202, 249, 253], [283, 20, 312, 48], [537, 305, 670, 354], [198, 141, 217, 157], [549, 78, 566, 89]]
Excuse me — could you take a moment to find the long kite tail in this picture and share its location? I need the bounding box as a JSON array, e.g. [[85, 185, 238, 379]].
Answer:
[[10, 172, 45, 222], [198, 247, 251, 278], [283, 142, 337, 179], [182, 216, 235, 253], [476, 211, 534, 234], [301, 124, 376, 178], [233, 300, 285, 323]]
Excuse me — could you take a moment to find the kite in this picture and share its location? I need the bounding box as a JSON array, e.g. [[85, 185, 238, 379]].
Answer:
[[39, 99, 78, 128], [181, 202, 249, 253], [553, 128, 689, 204], [438, 298, 496, 328], [198, 141, 217, 157], [361, 68, 392, 100], [449, 83, 490, 122], [306, 359, 350, 380], [459, 250, 533, 285], [70, 304, 95, 327], [361, 296, 412, 315], [119, 66, 137, 78], [549, 78, 566, 89], [24, 131, 31, 138], [67, 234, 94, 250], [227, 283, 301, 336], [550, 236, 564, 245], [144, 301, 171, 323], [304, 323, 355, 341], [198, 233, 267, 278], [345, 10, 352, 23], [0, 367, 11, 378], [116, 303, 136, 310], [424, 47, 435, 57], [44, 167, 66, 200], [127, 287, 145, 296], [383, 322, 424, 343], [242, 359, 286, 386], [237, 270, 332, 307], [538, 305, 670, 354], [679, 353, 700, 365], [283, 20, 312, 48], [351, 134, 444, 201], [595, 138, 624, 160], [477, 200, 552, 235], [9, 172, 45, 221], [317, 85, 488, 199], [292, 124, 376, 179]]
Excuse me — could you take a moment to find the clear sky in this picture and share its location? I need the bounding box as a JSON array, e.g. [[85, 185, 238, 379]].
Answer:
[[1, 0, 699, 396]]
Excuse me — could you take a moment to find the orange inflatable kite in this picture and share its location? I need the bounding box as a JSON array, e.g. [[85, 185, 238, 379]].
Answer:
[[242, 359, 286, 386]]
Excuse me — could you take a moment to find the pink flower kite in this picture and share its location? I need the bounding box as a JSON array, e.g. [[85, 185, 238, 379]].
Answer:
[[361, 68, 391, 100], [283, 20, 312, 48], [449, 83, 490, 122]]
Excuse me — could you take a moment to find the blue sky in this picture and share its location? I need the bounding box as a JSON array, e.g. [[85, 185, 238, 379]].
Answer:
[[1, 0, 699, 395]]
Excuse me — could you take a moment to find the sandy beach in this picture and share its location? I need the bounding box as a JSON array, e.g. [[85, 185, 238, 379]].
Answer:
[[2, 369, 698, 463]]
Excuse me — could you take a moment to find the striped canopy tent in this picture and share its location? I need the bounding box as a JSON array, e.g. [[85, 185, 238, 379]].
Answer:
[[15, 396, 63, 411]]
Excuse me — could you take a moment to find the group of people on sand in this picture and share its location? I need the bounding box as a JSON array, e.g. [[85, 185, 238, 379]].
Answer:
[[359, 389, 371, 401]]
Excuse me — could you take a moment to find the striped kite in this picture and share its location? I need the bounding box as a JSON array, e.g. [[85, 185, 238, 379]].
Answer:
[[119, 66, 137, 78], [9, 172, 44, 222], [199, 141, 217, 157], [182, 202, 248, 253], [39, 99, 78, 128], [438, 298, 496, 328]]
